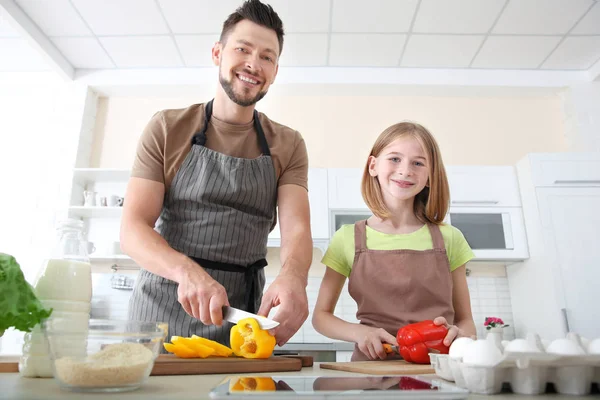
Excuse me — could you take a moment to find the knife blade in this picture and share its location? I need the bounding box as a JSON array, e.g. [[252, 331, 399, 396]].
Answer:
[[222, 306, 280, 330]]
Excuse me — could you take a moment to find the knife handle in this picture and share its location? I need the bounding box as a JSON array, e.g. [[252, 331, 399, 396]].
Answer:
[[383, 344, 398, 354]]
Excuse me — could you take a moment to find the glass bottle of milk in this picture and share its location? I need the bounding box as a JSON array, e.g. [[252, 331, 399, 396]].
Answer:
[[20, 219, 92, 378]]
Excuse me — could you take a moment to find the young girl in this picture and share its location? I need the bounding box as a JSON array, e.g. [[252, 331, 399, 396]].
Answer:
[[313, 122, 477, 361]]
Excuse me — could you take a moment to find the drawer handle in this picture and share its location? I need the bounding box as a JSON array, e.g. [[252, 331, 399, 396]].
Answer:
[[554, 180, 600, 184], [451, 200, 499, 205]]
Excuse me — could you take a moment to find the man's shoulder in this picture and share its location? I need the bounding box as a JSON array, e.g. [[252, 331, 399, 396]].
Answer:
[[159, 103, 203, 125], [257, 112, 302, 141]]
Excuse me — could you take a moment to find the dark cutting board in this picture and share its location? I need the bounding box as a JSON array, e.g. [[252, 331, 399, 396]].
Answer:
[[150, 354, 307, 376]]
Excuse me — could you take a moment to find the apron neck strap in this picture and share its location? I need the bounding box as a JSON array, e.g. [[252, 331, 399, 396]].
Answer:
[[354, 220, 368, 253], [192, 100, 271, 156], [427, 223, 445, 250]]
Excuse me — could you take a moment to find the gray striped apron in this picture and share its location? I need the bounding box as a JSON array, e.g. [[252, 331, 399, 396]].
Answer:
[[129, 100, 277, 346]]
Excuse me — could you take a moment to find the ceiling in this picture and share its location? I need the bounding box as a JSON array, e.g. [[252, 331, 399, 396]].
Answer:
[[1, 0, 600, 86]]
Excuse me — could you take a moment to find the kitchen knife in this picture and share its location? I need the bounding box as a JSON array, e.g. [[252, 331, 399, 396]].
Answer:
[[383, 344, 441, 354], [222, 306, 280, 330]]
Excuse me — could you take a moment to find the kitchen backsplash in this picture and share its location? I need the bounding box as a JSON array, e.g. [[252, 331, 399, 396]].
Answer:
[[90, 272, 515, 342]]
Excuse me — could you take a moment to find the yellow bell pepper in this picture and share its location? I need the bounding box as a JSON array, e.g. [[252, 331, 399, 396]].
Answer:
[[163, 342, 198, 358], [191, 335, 233, 357], [230, 377, 276, 392], [172, 336, 215, 357], [230, 317, 276, 359], [163, 335, 235, 358]]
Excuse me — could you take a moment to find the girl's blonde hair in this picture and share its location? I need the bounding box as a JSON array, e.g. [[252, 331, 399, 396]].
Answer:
[[361, 121, 449, 224]]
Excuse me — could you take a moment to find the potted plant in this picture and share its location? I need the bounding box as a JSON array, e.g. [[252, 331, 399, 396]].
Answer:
[[484, 317, 509, 351]]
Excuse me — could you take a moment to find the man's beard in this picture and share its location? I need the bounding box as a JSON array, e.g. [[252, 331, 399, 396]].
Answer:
[[219, 70, 268, 107]]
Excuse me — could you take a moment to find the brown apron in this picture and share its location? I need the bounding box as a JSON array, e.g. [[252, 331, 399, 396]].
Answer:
[[348, 220, 455, 361]]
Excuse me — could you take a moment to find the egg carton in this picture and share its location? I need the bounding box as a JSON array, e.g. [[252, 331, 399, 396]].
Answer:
[[430, 353, 600, 395]]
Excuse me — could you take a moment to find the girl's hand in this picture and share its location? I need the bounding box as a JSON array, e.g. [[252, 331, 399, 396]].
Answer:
[[355, 326, 397, 360], [433, 316, 476, 346]]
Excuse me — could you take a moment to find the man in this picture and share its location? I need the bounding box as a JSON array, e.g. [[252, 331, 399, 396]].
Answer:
[[121, 0, 311, 347]]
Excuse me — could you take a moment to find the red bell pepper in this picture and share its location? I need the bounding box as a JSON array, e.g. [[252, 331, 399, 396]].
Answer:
[[396, 320, 449, 364]]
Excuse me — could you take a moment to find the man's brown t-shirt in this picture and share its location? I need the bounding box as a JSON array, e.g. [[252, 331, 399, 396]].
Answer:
[[131, 103, 308, 192]]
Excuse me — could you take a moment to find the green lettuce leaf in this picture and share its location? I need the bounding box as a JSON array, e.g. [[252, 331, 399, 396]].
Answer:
[[0, 253, 52, 336]]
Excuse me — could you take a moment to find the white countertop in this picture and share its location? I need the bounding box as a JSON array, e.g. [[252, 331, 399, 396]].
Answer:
[[1, 363, 598, 400]]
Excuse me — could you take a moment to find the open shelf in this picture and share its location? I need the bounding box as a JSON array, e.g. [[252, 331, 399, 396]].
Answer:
[[68, 206, 123, 218], [73, 168, 130, 185]]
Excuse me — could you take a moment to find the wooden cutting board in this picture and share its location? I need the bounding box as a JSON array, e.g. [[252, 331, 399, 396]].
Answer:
[[150, 354, 304, 376], [0, 356, 19, 373], [320, 360, 435, 375], [0, 355, 311, 375]]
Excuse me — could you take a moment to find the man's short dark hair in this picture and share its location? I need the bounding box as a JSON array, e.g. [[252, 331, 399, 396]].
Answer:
[[220, 0, 284, 55]]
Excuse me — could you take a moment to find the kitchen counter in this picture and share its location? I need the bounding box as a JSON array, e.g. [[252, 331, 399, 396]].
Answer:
[[1, 363, 597, 400]]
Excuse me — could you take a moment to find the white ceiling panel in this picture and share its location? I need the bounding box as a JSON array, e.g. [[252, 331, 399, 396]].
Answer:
[[493, 0, 594, 35], [0, 38, 49, 70], [175, 35, 218, 67], [71, 0, 169, 35], [332, 0, 418, 33], [401, 34, 484, 68], [572, 2, 600, 34], [266, 0, 330, 33], [413, 0, 505, 34], [472, 36, 562, 69], [157, 0, 240, 34], [278, 34, 328, 66], [15, 0, 91, 37], [329, 34, 406, 67], [52, 37, 114, 69], [0, 14, 19, 37], [99, 36, 183, 68], [542, 36, 600, 70]]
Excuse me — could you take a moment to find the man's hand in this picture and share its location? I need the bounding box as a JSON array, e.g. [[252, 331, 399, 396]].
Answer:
[[257, 274, 308, 346], [174, 263, 229, 326], [353, 325, 397, 360]]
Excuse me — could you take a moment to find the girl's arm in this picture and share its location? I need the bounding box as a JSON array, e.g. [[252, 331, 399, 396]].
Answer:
[[434, 264, 477, 345], [451, 264, 477, 337], [312, 268, 396, 359]]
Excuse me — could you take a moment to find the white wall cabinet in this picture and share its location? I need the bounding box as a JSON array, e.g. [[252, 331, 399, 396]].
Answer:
[[447, 166, 521, 207], [327, 168, 368, 210], [509, 153, 600, 339]]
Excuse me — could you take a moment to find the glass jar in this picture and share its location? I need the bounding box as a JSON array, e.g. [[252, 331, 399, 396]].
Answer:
[[20, 219, 92, 378], [33, 219, 92, 302]]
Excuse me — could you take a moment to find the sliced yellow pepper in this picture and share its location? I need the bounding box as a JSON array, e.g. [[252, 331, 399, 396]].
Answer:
[[230, 377, 276, 392], [230, 317, 276, 359], [191, 335, 233, 357], [163, 342, 198, 358], [171, 336, 215, 358]]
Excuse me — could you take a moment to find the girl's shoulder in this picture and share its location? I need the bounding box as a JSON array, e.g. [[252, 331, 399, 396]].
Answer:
[[438, 223, 468, 245]]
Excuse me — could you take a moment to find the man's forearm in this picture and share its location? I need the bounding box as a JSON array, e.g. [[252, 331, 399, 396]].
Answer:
[[278, 225, 312, 285], [120, 219, 200, 282]]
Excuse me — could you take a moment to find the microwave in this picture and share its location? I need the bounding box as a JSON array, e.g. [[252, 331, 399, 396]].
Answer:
[[447, 207, 529, 261], [330, 208, 529, 261]]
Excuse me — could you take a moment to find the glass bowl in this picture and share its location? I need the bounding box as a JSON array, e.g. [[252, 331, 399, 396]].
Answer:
[[42, 318, 168, 392]]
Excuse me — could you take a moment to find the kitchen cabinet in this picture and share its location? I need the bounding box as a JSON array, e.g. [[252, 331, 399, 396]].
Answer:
[[508, 153, 600, 339], [327, 168, 368, 210], [447, 166, 521, 207]]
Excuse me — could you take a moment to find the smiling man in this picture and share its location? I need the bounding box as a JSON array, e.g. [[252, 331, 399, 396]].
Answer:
[[121, 0, 312, 348]]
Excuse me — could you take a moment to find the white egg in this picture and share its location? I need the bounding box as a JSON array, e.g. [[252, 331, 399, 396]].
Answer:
[[587, 338, 600, 354], [546, 338, 586, 355], [504, 338, 541, 353], [462, 339, 503, 366], [449, 337, 475, 358]]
